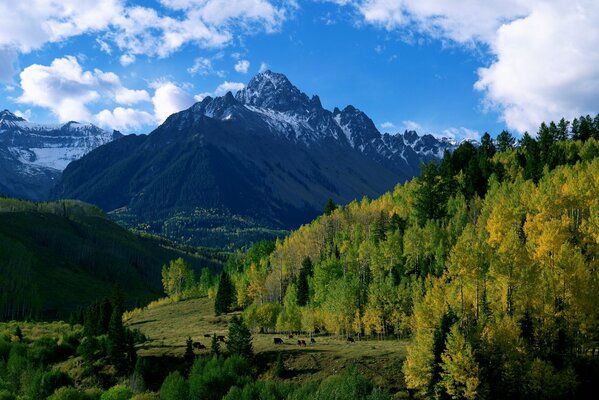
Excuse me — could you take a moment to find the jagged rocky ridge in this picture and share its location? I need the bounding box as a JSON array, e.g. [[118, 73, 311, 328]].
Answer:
[[0, 110, 119, 200], [52, 71, 457, 247]]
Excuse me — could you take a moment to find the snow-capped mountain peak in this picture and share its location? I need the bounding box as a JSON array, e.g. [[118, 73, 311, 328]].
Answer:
[[235, 70, 312, 113], [0, 112, 120, 200], [186, 71, 457, 170]]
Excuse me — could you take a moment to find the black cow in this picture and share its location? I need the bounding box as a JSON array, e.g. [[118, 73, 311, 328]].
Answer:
[[310, 338, 316, 343], [217, 335, 226, 342], [274, 338, 284, 345], [204, 334, 211, 338], [347, 337, 355, 343], [193, 342, 206, 350]]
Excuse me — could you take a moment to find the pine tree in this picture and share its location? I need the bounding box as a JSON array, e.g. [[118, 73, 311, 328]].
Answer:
[[372, 211, 388, 244], [99, 297, 113, 335], [184, 336, 195, 364], [297, 256, 313, 307], [227, 315, 253, 359], [211, 333, 220, 356], [324, 198, 338, 216], [214, 271, 234, 316], [107, 307, 128, 375], [496, 130, 515, 152], [14, 326, 22, 341]]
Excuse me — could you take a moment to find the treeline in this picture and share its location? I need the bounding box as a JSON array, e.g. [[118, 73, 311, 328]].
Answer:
[[219, 115, 599, 399]]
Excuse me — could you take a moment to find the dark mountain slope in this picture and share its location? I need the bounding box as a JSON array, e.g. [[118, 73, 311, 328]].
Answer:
[[53, 71, 456, 248], [0, 199, 223, 320]]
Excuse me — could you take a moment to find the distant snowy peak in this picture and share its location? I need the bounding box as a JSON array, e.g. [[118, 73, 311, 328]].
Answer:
[[0, 111, 115, 172]]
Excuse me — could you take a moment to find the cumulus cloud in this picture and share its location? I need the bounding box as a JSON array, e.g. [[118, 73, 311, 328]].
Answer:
[[214, 81, 245, 96], [119, 54, 136, 66], [380, 121, 395, 130], [0, 0, 291, 64], [151, 82, 196, 123], [475, 2, 599, 133], [234, 59, 250, 73], [334, 0, 599, 133], [96, 107, 155, 131], [17, 56, 151, 123]]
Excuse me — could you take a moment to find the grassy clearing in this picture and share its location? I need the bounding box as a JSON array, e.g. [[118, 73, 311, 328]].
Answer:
[[125, 297, 409, 393]]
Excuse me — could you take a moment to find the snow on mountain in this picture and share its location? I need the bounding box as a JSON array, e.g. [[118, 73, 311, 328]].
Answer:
[[193, 70, 457, 165], [0, 110, 121, 200]]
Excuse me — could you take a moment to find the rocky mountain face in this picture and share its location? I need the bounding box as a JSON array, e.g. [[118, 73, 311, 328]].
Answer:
[[0, 110, 119, 200], [52, 71, 457, 248]]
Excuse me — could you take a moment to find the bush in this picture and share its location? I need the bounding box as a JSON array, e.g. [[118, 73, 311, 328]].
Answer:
[[0, 389, 15, 400], [0, 340, 11, 361], [130, 393, 159, 400], [160, 371, 188, 400], [48, 387, 88, 400], [28, 337, 60, 365], [100, 385, 133, 400], [223, 381, 292, 400], [188, 356, 251, 400], [40, 369, 73, 398]]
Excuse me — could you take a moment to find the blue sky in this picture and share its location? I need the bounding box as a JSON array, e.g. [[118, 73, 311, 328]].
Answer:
[[0, 0, 598, 141]]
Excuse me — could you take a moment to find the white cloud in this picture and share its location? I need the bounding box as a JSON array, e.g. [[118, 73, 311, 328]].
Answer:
[[402, 120, 422, 132], [259, 62, 269, 73], [336, 0, 599, 133], [380, 121, 395, 130], [119, 54, 136, 66], [96, 38, 112, 54], [214, 81, 245, 96], [0, 0, 124, 52], [14, 109, 32, 121], [0, 0, 291, 64], [441, 127, 480, 142], [17, 56, 151, 122], [475, 1, 599, 133], [187, 57, 224, 77], [96, 107, 155, 131], [151, 81, 196, 123], [234, 59, 250, 73]]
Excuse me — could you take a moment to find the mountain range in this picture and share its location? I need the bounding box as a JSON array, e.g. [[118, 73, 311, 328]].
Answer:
[[51, 71, 457, 248], [0, 110, 120, 200]]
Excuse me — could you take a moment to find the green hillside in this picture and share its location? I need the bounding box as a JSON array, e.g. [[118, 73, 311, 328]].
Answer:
[[0, 198, 225, 320]]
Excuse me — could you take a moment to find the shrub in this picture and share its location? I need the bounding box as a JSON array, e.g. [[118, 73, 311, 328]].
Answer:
[[130, 393, 159, 400], [48, 387, 87, 400], [100, 385, 133, 400], [40, 370, 74, 398], [28, 337, 60, 365], [188, 356, 251, 400], [0, 389, 15, 400], [160, 371, 188, 400]]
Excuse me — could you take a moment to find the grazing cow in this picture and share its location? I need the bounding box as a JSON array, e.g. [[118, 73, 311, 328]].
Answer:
[[193, 342, 206, 350], [310, 338, 316, 344], [217, 335, 226, 342], [297, 340, 306, 347], [274, 338, 284, 345], [347, 337, 355, 343], [288, 334, 294, 339], [204, 334, 211, 338]]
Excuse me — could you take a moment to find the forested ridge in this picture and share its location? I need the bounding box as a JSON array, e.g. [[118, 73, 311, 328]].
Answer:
[[221, 116, 599, 399], [0, 199, 223, 321]]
